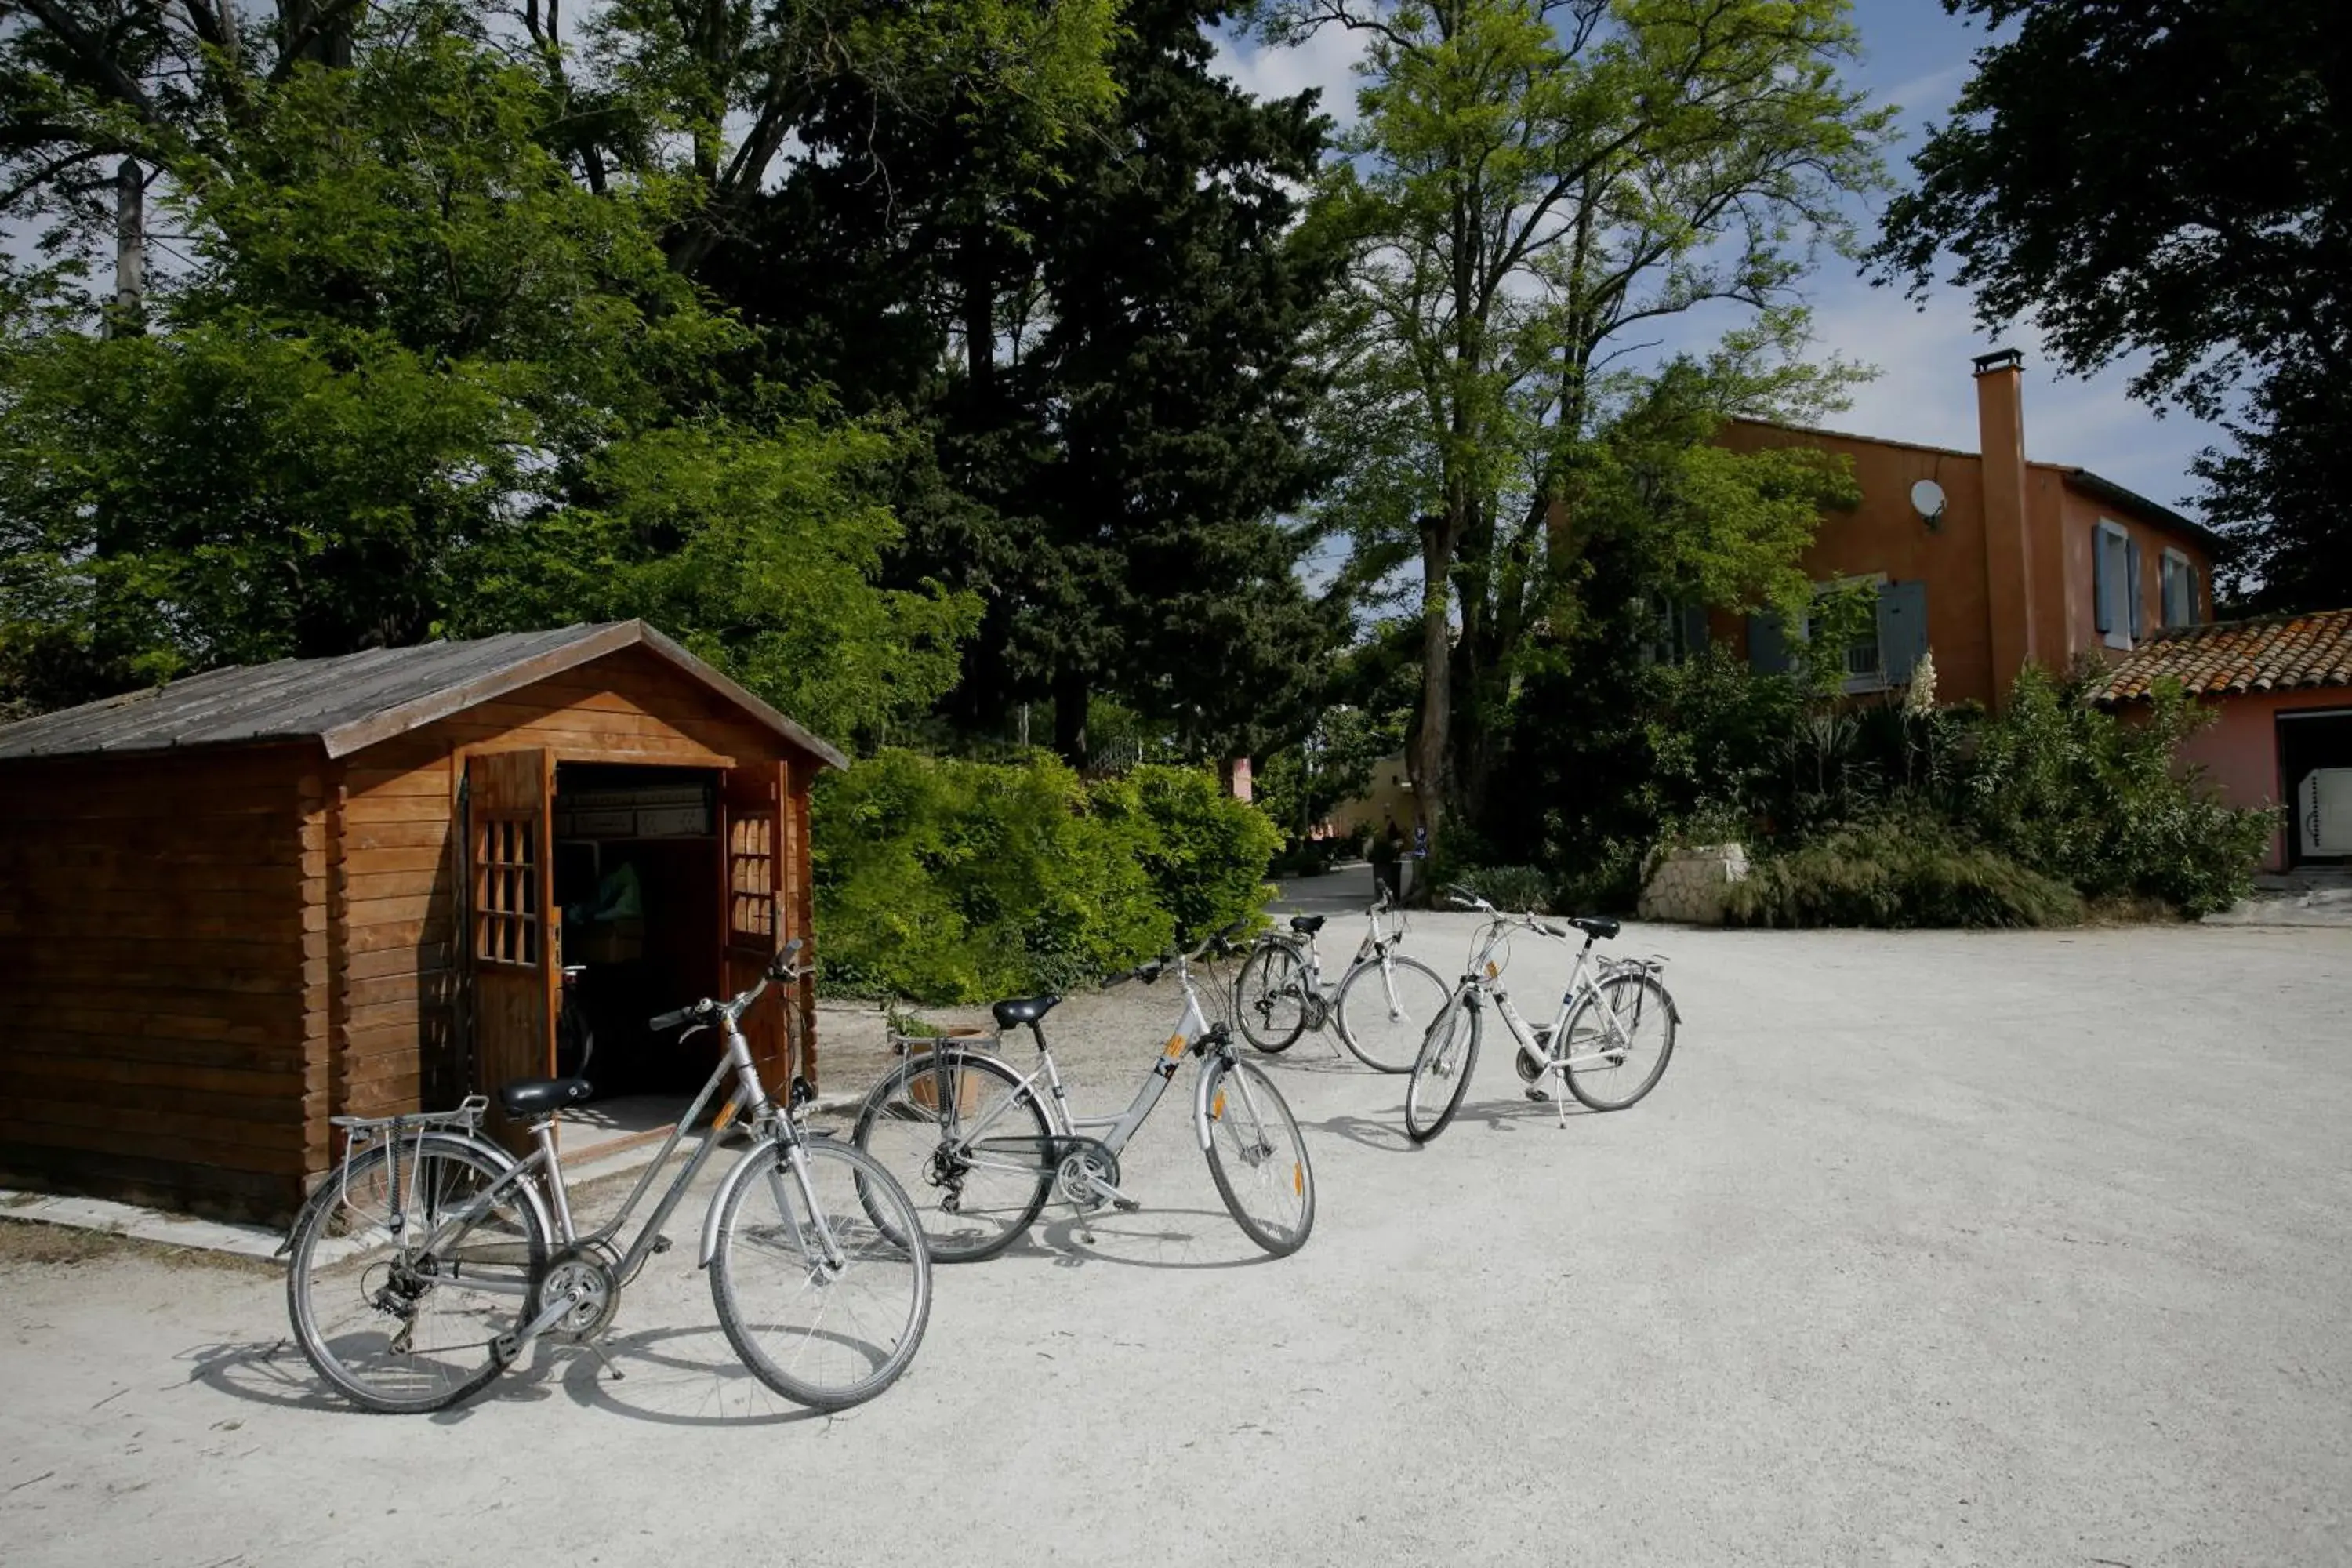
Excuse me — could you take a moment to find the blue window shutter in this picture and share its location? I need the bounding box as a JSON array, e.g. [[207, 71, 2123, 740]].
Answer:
[[1748, 612, 1791, 674], [1877, 579, 1929, 686], [2127, 537, 2145, 638], [2093, 528, 2113, 633], [1681, 603, 1710, 661], [2190, 562, 2203, 623]]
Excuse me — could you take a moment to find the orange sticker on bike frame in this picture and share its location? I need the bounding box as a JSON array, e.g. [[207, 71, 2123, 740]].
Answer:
[[1166, 1034, 1187, 1058]]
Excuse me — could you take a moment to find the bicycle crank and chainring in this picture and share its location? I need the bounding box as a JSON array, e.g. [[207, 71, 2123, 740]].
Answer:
[[541, 1246, 622, 1339], [1050, 1137, 1124, 1211]]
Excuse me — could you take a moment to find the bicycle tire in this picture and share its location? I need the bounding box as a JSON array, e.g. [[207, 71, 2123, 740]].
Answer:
[[710, 1136, 932, 1411], [1333, 953, 1453, 1073], [1201, 1057, 1316, 1257], [285, 1131, 546, 1414], [1403, 993, 1480, 1145], [1234, 940, 1310, 1054], [849, 1047, 1053, 1263], [1562, 971, 1677, 1112]]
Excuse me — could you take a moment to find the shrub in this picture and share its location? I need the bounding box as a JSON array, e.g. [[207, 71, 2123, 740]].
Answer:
[[1721, 815, 2085, 930], [1454, 863, 1555, 914], [1960, 669, 2272, 917], [811, 751, 1277, 1004]]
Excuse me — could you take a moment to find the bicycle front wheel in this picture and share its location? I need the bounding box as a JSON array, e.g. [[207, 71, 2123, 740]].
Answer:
[[850, 1048, 1053, 1263], [1202, 1057, 1316, 1257], [1334, 953, 1453, 1073], [1235, 941, 1310, 1054], [285, 1132, 546, 1414], [1403, 994, 1480, 1145], [1563, 971, 1678, 1112], [710, 1136, 932, 1411]]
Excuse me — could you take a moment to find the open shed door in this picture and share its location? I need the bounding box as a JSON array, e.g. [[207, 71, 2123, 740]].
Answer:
[[466, 749, 556, 1149], [720, 761, 793, 1098]]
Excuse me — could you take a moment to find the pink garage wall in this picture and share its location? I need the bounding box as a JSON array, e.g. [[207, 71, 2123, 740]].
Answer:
[[2169, 689, 2352, 872]]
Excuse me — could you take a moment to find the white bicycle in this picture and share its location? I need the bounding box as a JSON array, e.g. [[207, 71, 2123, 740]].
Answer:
[[1405, 888, 1679, 1144], [1232, 888, 1453, 1073]]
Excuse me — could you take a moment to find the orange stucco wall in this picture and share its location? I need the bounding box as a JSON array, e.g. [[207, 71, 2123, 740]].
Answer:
[[1717, 419, 2215, 710], [2171, 690, 2352, 872]]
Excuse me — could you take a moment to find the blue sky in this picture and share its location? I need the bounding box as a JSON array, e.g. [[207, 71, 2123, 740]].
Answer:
[[1211, 0, 2227, 517]]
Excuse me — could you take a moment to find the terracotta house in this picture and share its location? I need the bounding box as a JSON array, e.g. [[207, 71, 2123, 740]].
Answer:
[[2092, 611, 2352, 873], [0, 622, 843, 1220], [1708, 350, 2220, 709]]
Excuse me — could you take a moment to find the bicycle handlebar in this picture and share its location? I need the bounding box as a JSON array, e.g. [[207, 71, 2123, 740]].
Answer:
[[648, 938, 807, 1032]]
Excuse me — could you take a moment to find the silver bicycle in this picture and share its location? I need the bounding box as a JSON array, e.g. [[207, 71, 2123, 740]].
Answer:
[[850, 927, 1316, 1261], [282, 938, 933, 1414], [1404, 888, 1679, 1144], [1232, 888, 1453, 1072]]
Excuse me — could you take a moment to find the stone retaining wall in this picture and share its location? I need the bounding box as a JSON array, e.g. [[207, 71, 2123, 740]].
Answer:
[[1638, 844, 1750, 925]]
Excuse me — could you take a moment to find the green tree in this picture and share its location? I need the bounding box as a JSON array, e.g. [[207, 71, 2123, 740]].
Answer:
[[1869, 0, 2352, 612], [711, 0, 1347, 765], [1259, 0, 1890, 840], [0, 4, 973, 739]]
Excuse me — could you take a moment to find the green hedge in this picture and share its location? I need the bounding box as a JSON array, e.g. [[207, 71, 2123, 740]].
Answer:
[[811, 751, 1278, 1004], [1721, 815, 2086, 930]]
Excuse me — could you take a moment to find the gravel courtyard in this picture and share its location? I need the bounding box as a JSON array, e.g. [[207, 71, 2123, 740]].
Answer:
[[3, 916, 2347, 1566]]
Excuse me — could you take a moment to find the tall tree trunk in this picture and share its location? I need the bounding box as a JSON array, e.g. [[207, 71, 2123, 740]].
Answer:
[[1409, 516, 1453, 850], [106, 159, 143, 336]]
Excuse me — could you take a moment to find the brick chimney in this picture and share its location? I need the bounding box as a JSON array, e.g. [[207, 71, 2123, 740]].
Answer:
[[1973, 348, 2038, 703]]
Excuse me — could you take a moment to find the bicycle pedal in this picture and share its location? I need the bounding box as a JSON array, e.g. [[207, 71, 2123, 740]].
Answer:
[[1112, 1198, 1141, 1214], [650, 1235, 673, 1254]]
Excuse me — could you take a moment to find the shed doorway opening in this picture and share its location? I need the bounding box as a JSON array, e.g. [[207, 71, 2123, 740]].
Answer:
[[550, 761, 726, 1154]]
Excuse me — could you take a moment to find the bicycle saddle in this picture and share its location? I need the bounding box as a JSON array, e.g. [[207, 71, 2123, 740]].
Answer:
[[498, 1076, 594, 1117], [1566, 916, 1621, 941], [991, 994, 1062, 1029], [1288, 914, 1327, 935]]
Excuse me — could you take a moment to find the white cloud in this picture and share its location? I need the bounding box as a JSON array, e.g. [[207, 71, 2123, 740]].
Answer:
[[1207, 21, 1369, 126]]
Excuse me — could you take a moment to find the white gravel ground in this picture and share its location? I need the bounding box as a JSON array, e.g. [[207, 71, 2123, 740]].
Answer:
[[3, 913, 2349, 1567]]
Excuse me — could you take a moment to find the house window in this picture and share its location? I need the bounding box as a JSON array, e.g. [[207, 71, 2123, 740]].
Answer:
[[1807, 579, 1887, 694], [474, 817, 539, 967], [2092, 521, 2141, 648], [1639, 598, 1711, 666], [729, 811, 776, 943], [2160, 549, 2198, 629]]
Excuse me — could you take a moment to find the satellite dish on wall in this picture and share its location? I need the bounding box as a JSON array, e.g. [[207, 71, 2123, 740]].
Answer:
[[1911, 479, 1947, 528]]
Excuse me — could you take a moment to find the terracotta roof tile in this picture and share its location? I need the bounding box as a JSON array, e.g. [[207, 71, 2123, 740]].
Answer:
[[2094, 608, 2352, 703]]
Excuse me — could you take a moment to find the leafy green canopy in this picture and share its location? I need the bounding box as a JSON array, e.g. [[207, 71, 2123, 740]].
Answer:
[[1259, 0, 1891, 835], [1870, 0, 2352, 612], [0, 6, 973, 743]]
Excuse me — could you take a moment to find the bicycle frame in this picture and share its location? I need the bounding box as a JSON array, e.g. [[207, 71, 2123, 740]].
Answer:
[[1453, 916, 1648, 1076], [946, 956, 1225, 1166]]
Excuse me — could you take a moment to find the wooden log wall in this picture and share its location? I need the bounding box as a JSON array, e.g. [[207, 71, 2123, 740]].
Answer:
[[0, 746, 319, 1218]]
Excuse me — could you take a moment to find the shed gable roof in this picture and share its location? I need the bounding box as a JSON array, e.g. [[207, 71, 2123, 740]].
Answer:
[[0, 621, 849, 768], [2092, 607, 2352, 703]]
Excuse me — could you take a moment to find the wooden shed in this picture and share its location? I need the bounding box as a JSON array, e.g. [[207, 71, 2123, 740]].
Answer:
[[0, 622, 846, 1221]]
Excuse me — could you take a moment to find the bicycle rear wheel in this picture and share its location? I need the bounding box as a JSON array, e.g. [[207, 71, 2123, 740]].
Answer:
[[1333, 953, 1452, 1073], [1201, 1057, 1316, 1256], [1562, 972, 1677, 1112], [285, 1132, 546, 1414], [1403, 994, 1480, 1145], [710, 1136, 932, 1411], [850, 1048, 1053, 1263], [1235, 941, 1310, 1054]]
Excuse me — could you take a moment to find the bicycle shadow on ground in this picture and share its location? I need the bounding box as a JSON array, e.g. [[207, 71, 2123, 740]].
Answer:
[[178, 1338, 356, 1417], [1298, 1110, 1415, 1154], [1452, 1093, 1602, 1135], [543, 1324, 829, 1428], [1024, 1207, 1289, 1272]]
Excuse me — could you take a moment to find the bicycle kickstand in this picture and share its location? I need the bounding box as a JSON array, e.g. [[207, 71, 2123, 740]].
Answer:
[[583, 1338, 626, 1383]]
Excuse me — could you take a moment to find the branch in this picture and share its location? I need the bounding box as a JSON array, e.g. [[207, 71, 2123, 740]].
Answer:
[[18, 0, 160, 120]]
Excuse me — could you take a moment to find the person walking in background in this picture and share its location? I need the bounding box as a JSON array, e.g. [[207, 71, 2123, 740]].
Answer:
[[1370, 815, 1403, 899]]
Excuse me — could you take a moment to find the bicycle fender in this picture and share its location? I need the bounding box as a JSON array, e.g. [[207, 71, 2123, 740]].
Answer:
[[1191, 1053, 1229, 1152], [699, 1134, 782, 1269]]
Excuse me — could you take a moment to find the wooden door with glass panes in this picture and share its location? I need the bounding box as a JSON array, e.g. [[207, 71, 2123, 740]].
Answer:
[[466, 749, 557, 1150], [720, 761, 793, 1098]]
